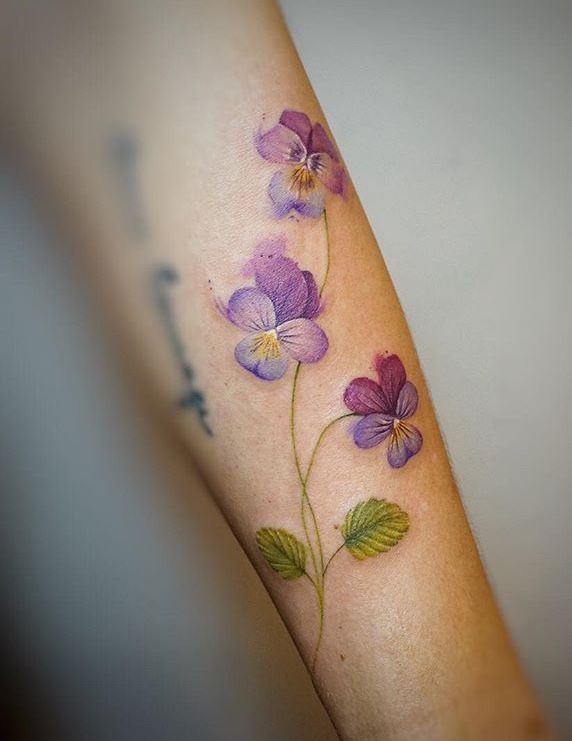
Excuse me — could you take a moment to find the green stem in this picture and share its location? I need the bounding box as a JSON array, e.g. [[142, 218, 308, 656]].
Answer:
[[291, 361, 326, 673], [305, 487, 325, 578], [304, 413, 358, 489], [323, 544, 344, 577], [319, 208, 331, 297], [302, 570, 318, 591], [311, 588, 325, 673], [290, 362, 320, 583], [297, 207, 337, 674]]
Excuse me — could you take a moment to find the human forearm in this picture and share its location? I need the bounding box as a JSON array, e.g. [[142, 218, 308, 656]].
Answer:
[[4, 1, 552, 738]]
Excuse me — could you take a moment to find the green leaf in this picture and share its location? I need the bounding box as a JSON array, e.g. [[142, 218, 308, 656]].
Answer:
[[256, 528, 307, 580], [341, 498, 409, 560]]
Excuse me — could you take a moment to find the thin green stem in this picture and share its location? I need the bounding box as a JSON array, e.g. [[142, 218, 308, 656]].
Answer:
[[304, 413, 358, 488], [311, 589, 325, 673], [296, 208, 338, 674], [323, 544, 345, 577], [305, 487, 325, 578], [290, 362, 320, 583], [302, 570, 318, 591], [319, 208, 331, 297]]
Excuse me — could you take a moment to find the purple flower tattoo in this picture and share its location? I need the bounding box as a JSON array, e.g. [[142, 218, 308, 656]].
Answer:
[[256, 110, 346, 219], [344, 354, 423, 468], [214, 110, 412, 674], [223, 238, 328, 380]]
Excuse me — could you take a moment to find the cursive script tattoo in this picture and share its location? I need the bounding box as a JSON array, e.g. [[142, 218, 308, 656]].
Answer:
[[107, 129, 212, 435], [153, 265, 212, 436]]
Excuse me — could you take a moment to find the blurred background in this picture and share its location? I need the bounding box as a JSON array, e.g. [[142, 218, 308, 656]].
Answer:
[[4, 1, 572, 739]]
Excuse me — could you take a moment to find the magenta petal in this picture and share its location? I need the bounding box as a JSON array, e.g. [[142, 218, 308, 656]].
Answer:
[[254, 253, 309, 324], [268, 170, 324, 219], [226, 287, 276, 331], [387, 424, 423, 468], [235, 332, 288, 381], [375, 355, 407, 414], [301, 270, 321, 318], [307, 153, 346, 196], [343, 377, 385, 414], [395, 381, 418, 419], [279, 110, 312, 147], [277, 318, 328, 363], [256, 125, 306, 164], [308, 123, 338, 160], [353, 413, 394, 449]]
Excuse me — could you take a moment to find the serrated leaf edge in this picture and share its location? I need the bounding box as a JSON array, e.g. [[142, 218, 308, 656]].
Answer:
[[256, 527, 307, 580], [341, 497, 410, 561]]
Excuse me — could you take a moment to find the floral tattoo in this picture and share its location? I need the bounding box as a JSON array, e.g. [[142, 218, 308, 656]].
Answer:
[[216, 110, 421, 671], [255, 110, 347, 219]]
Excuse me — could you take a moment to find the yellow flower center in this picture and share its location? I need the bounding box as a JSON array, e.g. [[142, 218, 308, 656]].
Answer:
[[290, 164, 317, 195], [252, 330, 282, 360]]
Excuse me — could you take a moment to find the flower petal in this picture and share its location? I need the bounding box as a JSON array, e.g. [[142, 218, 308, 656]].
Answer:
[[255, 125, 306, 164], [268, 170, 325, 219], [352, 413, 394, 449], [343, 377, 385, 414], [254, 251, 309, 324], [307, 153, 346, 196], [375, 354, 407, 414], [235, 331, 288, 381], [242, 237, 288, 278], [277, 318, 328, 363], [226, 287, 276, 331], [387, 423, 423, 468], [301, 270, 321, 318], [308, 122, 339, 160], [395, 381, 419, 419], [279, 110, 312, 148], [293, 187, 326, 218]]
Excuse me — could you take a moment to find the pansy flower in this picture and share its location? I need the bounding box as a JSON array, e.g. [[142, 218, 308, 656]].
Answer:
[[344, 354, 423, 468], [255, 110, 346, 219], [223, 239, 328, 381]]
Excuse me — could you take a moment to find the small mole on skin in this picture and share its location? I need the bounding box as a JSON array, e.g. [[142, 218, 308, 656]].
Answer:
[[333, 524, 339, 529], [340, 654, 345, 661]]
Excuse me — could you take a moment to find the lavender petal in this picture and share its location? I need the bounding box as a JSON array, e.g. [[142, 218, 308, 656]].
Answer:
[[268, 170, 299, 218], [254, 248, 309, 325], [255, 125, 306, 164], [268, 170, 324, 220], [387, 423, 423, 468], [242, 237, 288, 278], [277, 318, 328, 363], [235, 331, 288, 381], [395, 381, 419, 419], [279, 110, 312, 148], [301, 270, 321, 318], [226, 287, 276, 331], [293, 188, 325, 218], [352, 413, 394, 449]]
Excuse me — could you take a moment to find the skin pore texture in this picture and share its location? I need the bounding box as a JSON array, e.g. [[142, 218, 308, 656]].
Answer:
[[3, 0, 554, 739]]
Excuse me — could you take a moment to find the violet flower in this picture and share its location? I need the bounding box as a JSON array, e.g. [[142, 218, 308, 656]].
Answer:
[[256, 110, 346, 219], [224, 239, 328, 381], [344, 355, 423, 468]]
